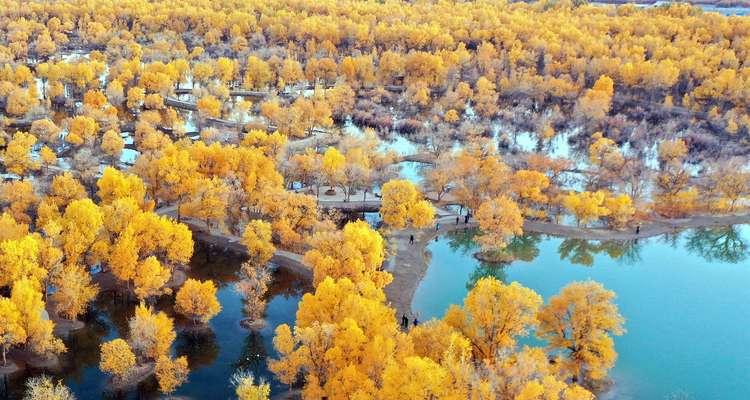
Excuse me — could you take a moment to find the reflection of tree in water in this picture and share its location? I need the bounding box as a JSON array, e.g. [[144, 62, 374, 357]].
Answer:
[[445, 228, 480, 255], [559, 238, 644, 267], [266, 267, 312, 300], [558, 238, 598, 266], [599, 240, 642, 266], [505, 233, 542, 262], [232, 330, 268, 378], [467, 261, 508, 291], [658, 230, 682, 249], [445, 229, 541, 262], [91, 291, 136, 340], [685, 226, 747, 264], [175, 328, 220, 370], [57, 308, 111, 382], [189, 243, 244, 287], [460, 233, 540, 290]]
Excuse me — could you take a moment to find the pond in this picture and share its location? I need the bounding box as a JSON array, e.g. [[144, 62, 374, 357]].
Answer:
[[591, 2, 750, 16], [4, 245, 310, 399], [412, 225, 750, 400], [398, 160, 427, 186]]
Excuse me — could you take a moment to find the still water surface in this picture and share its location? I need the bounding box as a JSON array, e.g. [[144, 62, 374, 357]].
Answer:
[[412, 226, 750, 400], [5, 245, 310, 399]]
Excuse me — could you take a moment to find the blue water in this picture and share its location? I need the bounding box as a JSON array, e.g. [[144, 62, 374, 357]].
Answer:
[[399, 161, 426, 186], [591, 2, 750, 15], [412, 226, 750, 400]]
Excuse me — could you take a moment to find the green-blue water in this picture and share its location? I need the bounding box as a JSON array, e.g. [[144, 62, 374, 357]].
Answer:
[[4, 246, 310, 399], [412, 226, 750, 400]]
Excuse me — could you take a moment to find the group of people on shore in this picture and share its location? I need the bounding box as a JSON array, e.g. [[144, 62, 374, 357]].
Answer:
[[408, 212, 473, 245]]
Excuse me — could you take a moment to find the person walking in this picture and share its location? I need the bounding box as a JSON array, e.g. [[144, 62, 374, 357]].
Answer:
[[409, 234, 414, 245], [436, 222, 440, 231], [413, 316, 419, 327], [401, 313, 409, 329], [455, 216, 460, 225], [636, 224, 641, 235], [464, 214, 469, 224]]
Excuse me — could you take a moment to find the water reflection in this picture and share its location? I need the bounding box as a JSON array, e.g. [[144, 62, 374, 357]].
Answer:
[[5, 245, 309, 399], [599, 240, 642, 265], [445, 228, 478, 255], [466, 262, 508, 290], [232, 331, 268, 378], [412, 224, 750, 400], [685, 226, 747, 264], [444, 225, 744, 283], [506, 234, 543, 262], [174, 329, 220, 371], [558, 238, 642, 267], [557, 238, 598, 266]]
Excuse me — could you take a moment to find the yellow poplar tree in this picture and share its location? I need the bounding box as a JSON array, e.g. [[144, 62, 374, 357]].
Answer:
[[155, 355, 189, 396], [99, 338, 136, 382], [3, 131, 40, 176], [66, 115, 99, 146], [133, 256, 171, 302], [303, 220, 391, 288], [11, 279, 65, 356], [537, 281, 625, 383], [445, 277, 542, 363], [603, 193, 635, 229], [128, 303, 176, 361], [475, 196, 524, 253], [174, 278, 222, 324], [60, 198, 103, 267], [0, 234, 46, 289], [241, 219, 275, 267], [380, 179, 435, 229], [321, 147, 346, 190], [270, 277, 404, 398], [101, 130, 125, 164], [562, 191, 610, 227], [96, 167, 147, 206], [51, 264, 98, 320], [0, 297, 26, 366], [234, 371, 270, 400], [379, 356, 452, 399]]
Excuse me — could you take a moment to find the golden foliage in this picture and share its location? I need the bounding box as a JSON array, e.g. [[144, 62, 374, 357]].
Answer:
[[155, 355, 189, 395], [128, 303, 175, 360], [174, 278, 221, 324], [380, 179, 435, 229], [475, 196, 524, 252], [99, 338, 136, 381], [303, 220, 390, 288], [537, 281, 625, 383], [241, 219, 275, 267], [445, 278, 542, 362], [0, 297, 26, 366]]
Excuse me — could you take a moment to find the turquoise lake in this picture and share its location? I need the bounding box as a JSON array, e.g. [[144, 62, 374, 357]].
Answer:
[[412, 226, 750, 400]]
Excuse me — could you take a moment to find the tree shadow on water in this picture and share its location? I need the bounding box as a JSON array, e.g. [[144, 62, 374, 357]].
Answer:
[[558, 238, 642, 267], [685, 226, 747, 264], [466, 261, 508, 291], [175, 328, 220, 370]]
